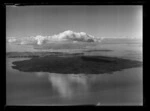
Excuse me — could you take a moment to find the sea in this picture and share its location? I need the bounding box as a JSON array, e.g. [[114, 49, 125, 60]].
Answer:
[[6, 38, 143, 105]]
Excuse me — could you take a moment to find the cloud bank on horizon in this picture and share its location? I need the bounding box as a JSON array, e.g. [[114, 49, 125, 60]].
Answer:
[[7, 30, 101, 45], [7, 30, 141, 50]]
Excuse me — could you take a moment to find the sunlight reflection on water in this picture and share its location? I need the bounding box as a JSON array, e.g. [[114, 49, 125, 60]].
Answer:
[[32, 66, 142, 104], [34, 72, 89, 99]]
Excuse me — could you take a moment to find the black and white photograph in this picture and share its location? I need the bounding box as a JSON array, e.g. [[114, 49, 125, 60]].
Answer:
[[6, 5, 143, 106]]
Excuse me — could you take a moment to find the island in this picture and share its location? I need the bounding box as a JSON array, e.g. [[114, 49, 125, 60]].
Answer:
[[11, 55, 142, 74]]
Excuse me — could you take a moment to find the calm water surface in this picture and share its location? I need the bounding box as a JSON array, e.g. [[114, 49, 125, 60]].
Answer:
[[6, 44, 143, 105]]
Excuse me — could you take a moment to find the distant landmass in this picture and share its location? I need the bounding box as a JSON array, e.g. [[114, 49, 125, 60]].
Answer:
[[6, 51, 84, 58], [6, 49, 112, 58]]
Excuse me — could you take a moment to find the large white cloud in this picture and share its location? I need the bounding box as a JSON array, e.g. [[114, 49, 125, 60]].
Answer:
[[7, 30, 101, 45]]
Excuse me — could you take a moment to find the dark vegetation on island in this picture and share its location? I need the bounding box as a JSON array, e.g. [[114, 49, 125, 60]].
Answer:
[[11, 55, 142, 74]]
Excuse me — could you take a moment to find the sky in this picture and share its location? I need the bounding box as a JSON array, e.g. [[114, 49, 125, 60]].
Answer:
[[6, 5, 142, 39]]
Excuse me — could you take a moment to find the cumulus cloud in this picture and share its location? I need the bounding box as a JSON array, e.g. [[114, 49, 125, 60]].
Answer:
[[7, 37, 17, 43], [46, 30, 99, 43], [33, 35, 47, 45], [7, 30, 101, 45]]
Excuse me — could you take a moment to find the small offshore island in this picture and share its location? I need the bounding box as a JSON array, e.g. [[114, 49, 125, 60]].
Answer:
[[9, 51, 143, 74]]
